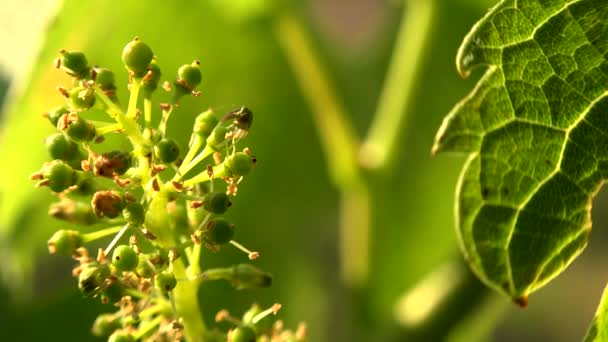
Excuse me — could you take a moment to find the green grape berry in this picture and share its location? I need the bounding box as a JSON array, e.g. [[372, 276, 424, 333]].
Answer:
[[100, 276, 124, 304], [62, 114, 96, 142], [142, 59, 161, 96], [122, 37, 153, 77], [154, 138, 180, 163], [94, 67, 117, 90], [68, 85, 96, 110], [45, 106, 70, 127], [46, 133, 79, 161], [79, 262, 111, 297], [57, 50, 90, 78], [122, 202, 145, 226], [112, 245, 139, 272], [225, 152, 254, 178], [155, 271, 177, 293], [231, 264, 272, 290], [230, 325, 257, 342], [203, 218, 235, 245], [91, 314, 120, 337], [49, 198, 98, 225], [176, 60, 202, 91], [108, 331, 136, 342], [136, 255, 154, 278], [47, 229, 83, 256], [206, 126, 228, 151], [203, 192, 232, 214], [95, 150, 133, 177], [193, 109, 219, 138], [41, 160, 78, 192]]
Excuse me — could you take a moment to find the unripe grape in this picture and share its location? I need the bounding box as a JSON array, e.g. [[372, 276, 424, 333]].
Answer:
[[177, 61, 202, 90], [47, 229, 83, 256], [122, 38, 153, 77], [112, 245, 138, 272], [42, 160, 78, 192], [206, 126, 228, 151], [193, 109, 218, 138], [142, 60, 161, 96], [203, 192, 232, 214], [78, 262, 110, 297], [225, 152, 254, 177], [59, 114, 96, 142], [100, 276, 124, 304], [136, 255, 154, 278], [46, 106, 70, 127], [155, 271, 177, 293], [122, 202, 144, 226], [91, 314, 120, 337], [46, 133, 79, 161], [230, 326, 256, 342], [93, 67, 116, 90], [231, 264, 272, 290], [68, 86, 96, 110], [203, 218, 235, 245], [57, 50, 90, 78], [154, 138, 180, 163]]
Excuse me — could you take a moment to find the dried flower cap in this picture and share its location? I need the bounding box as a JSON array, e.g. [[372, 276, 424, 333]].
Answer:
[[91, 190, 125, 218]]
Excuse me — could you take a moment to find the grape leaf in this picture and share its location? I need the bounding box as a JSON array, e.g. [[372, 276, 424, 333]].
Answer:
[[585, 283, 608, 341], [433, 0, 608, 305]]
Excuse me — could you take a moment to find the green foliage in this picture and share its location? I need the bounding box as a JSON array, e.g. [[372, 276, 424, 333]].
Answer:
[[585, 283, 608, 341], [0, 0, 540, 341], [434, 0, 608, 304]]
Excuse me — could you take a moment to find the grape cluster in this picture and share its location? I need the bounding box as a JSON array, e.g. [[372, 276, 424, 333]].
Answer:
[[33, 38, 305, 342]]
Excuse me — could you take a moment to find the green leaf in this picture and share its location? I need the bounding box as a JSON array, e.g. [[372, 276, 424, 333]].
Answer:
[[433, 0, 608, 304], [585, 283, 608, 341], [584, 286, 608, 342]]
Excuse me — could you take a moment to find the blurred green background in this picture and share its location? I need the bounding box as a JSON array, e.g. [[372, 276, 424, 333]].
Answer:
[[1, 0, 607, 341]]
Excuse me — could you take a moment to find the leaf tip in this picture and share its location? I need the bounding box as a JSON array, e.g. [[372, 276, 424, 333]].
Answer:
[[456, 40, 474, 79], [514, 295, 528, 308]]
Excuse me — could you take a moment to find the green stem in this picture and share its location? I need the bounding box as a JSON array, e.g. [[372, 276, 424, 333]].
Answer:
[[189, 243, 203, 277], [181, 135, 205, 171], [360, 0, 435, 170], [146, 188, 206, 341], [127, 79, 142, 120], [159, 105, 174, 137], [144, 97, 153, 128], [96, 123, 122, 136], [96, 87, 147, 147], [274, 12, 370, 287], [274, 13, 359, 188], [182, 164, 225, 188], [81, 225, 124, 243], [134, 315, 163, 340], [391, 260, 494, 341], [178, 145, 214, 179]]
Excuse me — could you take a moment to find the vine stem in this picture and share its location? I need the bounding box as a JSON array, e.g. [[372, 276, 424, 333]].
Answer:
[[360, 0, 435, 170], [391, 260, 495, 341], [95, 87, 146, 147], [274, 12, 370, 287], [146, 187, 206, 341]]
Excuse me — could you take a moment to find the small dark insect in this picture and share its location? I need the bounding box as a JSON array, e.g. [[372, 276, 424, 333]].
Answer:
[[222, 106, 253, 130]]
